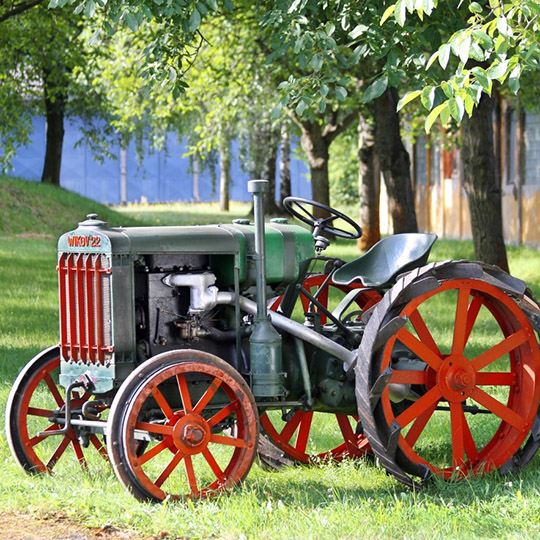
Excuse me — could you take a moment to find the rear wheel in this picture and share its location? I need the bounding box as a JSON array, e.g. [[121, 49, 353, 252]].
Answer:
[[5, 346, 108, 473], [260, 274, 380, 465], [356, 262, 540, 485], [107, 350, 259, 501]]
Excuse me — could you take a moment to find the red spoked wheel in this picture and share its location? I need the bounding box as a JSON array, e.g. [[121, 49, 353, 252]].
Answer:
[[357, 262, 540, 484], [106, 350, 259, 501], [5, 346, 108, 473], [260, 274, 380, 464]]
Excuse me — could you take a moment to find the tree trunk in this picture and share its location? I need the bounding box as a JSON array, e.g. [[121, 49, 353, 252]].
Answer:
[[374, 87, 418, 233], [219, 139, 231, 212], [461, 93, 509, 271], [357, 114, 380, 251], [41, 70, 66, 186], [261, 126, 281, 215], [299, 123, 330, 218], [279, 123, 291, 207]]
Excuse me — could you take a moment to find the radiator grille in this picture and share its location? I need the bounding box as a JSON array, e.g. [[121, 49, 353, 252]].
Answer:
[[58, 252, 113, 364]]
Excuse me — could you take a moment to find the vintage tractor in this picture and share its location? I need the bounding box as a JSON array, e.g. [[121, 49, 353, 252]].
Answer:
[[6, 180, 540, 501]]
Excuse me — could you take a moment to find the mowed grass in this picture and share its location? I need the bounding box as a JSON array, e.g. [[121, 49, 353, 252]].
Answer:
[[3, 176, 540, 538]]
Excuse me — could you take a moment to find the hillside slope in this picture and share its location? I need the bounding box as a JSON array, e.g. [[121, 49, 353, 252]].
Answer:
[[0, 176, 143, 237]]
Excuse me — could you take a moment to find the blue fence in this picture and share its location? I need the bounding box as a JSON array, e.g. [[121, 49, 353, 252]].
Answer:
[[9, 116, 311, 204]]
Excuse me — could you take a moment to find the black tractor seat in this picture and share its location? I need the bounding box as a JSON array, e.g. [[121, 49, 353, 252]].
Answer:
[[332, 233, 437, 289]]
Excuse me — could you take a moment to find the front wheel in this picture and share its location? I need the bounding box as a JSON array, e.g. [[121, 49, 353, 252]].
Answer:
[[5, 346, 108, 473], [107, 350, 259, 501]]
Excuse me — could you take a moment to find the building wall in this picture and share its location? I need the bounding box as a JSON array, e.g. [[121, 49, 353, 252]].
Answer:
[[9, 116, 312, 204]]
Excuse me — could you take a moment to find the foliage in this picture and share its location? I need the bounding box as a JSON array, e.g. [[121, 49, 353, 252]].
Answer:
[[0, 4, 118, 171], [385, 0, 540, 130]]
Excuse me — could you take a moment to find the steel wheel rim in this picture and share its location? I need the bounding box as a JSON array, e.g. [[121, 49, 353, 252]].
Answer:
[[8, 351, 107, 472], [261, 274, 378, 463], [379, 278, 540, 478], [118, 358, 258, 500]]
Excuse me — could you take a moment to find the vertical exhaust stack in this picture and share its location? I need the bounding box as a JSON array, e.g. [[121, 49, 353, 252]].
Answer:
[[248, 180, 284, 397]]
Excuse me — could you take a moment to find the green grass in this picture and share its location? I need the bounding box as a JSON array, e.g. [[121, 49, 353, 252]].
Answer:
[[3, 175, 540, 539]]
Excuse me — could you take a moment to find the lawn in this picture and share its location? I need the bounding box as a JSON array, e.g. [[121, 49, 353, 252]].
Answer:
[[2, 176, 540, 539]]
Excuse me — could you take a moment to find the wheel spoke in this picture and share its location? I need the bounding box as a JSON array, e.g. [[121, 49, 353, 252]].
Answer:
[[135, 421, 173, 436], [450, 402, 465, 468], [470, 387, 527, 431], [176, 374, 193, 412], [463, 294, 483, 345], [471, 329, 528, 372], [452, 287, 471, 355], [475, 372, 514, 385], [27, 407, 56, 418], [404, 401, 438, 447], [155, 451, 184, 488], [194, 378, 222, 415], [183, 455, 199, 496], [295, 412, 313, 453], [151, 387, 174, 420], [335, 414, 357, 453], [210, 434, 248, 448], [207, 400, 240, 428], [279, 410, 304, 444], [409, 309, 440, 356], [43, 374, 64, 407], [202, 448, 225, 483], [138, 439, 172, 466], [46, 437, 70, 470], [390, 370, 428, 385], [395, 386, 442, 428], [396, 328, 443, 371]]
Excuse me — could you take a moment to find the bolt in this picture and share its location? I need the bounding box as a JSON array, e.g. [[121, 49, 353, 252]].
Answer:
[[182, 424, 205, 447]]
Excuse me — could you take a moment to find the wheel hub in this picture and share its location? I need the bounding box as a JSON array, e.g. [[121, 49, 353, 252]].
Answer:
[[438, 356, 476, 402], [172, 414, 210, 455]]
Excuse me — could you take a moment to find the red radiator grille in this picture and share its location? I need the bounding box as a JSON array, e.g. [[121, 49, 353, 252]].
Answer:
[[57, 252, 113, 364]]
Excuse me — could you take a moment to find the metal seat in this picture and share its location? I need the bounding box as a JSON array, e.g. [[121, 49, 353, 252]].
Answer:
[[332, 233, 437, 289]]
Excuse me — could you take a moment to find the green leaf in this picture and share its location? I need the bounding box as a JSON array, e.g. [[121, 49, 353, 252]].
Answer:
[[448, 96, 465, 121], [295, 100, 307, 116], [421, 85, 435, 109], [350, 24, 369, 39], [395, 0, 407, 26], [310, 54, 324, 72], [469, 2, 483, 13], [125, 12, 140, 31], [441, 81, 454, 98], [397, 89, 422, 111], [508, 64, 521, 93], [362, 76, 388, 103], [320, 84, 329, 97], [189, 7, 201, 32], [270, 105, 283, 119], [497, 16, 508, 36], [486, 59, 509, 81], [472, 29, 493, 48], [426, 51, 440, 70], [472, 67, 490, 90], [439, 43, 451, 69], [440, 103, 450, 126], [464, 94, 475, 116], [494, 34, 508, 55], [425, 102, 448, 132], [457, 34, 471, 63], [380, 5, 396, 25], [318, 99, 327, 113], [335, 86, 348, 101]]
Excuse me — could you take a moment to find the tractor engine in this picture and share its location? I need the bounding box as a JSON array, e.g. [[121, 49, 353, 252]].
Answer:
[[56, 214, 314, 395]]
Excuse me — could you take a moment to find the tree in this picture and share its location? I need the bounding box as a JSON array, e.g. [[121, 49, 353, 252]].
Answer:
[[0, 4, 115, 184]]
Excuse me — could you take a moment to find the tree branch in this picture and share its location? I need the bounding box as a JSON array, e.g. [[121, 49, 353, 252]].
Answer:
[[0, 0, 44, 24]]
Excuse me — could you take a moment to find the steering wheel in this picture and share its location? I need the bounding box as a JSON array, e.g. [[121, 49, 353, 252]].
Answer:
[[283, 196, 363, 240]]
